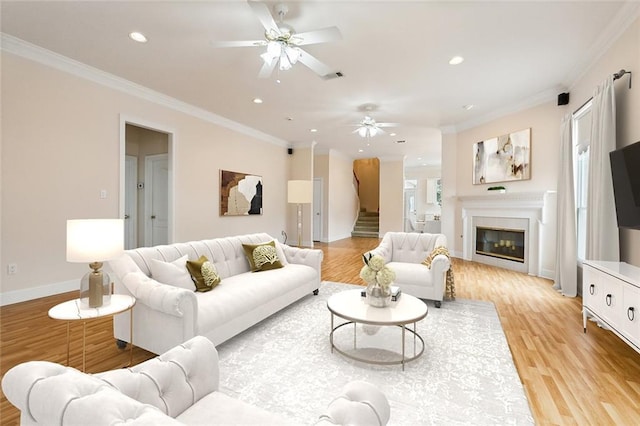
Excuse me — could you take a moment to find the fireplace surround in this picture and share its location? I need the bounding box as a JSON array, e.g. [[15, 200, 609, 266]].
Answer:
[[459, 192, 553, 276]]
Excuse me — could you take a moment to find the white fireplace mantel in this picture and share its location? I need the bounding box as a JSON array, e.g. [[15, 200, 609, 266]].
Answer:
[[459, 192, 548, 276]]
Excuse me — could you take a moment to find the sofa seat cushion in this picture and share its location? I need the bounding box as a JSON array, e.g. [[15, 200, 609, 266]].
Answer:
[[176, 392, 295, 425], [197, 264, 316, 333], [387, 262, 434, 288]]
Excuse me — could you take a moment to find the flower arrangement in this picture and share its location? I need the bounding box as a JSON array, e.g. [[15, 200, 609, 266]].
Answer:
[[360, 254, 396, 290]]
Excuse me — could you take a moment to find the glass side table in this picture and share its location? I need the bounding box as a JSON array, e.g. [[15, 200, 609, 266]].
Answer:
[[48, 294, 136, 372]]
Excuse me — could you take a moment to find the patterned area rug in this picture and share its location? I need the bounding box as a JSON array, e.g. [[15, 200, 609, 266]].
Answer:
[[216, 281, 533, 425]]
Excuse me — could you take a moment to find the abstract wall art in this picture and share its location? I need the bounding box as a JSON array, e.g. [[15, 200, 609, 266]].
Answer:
[[220, 169, 263, 216], [473, 128, 531, 185]]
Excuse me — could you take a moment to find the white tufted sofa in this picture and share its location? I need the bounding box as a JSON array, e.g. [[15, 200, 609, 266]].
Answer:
[[108, 233, 323, 355], [366, 232, 451, 307], [2, 336, 390, 426]]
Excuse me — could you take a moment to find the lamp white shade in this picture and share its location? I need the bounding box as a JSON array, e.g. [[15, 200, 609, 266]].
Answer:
[[287, 180, 313, 204], [67, 219, 124, 262]]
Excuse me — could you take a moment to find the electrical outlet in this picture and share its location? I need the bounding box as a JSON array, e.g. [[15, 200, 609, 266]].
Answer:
[[7, 264, 17, 275]]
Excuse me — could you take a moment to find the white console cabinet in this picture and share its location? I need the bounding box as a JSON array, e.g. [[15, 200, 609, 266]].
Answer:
[[583, 260, 640, 354]]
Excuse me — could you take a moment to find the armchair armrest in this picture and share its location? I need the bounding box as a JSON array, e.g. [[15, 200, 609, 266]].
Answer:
[[429, 254, 451, 276], [122, 272, 197, 319], [317, 381, 390, 426]]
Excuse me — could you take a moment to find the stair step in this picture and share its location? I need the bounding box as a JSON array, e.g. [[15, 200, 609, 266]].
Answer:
[[351, 230, 379, 238], [354, 225, 379, 231], [357, 216, 379, 223], [358, 212, 379, 217]]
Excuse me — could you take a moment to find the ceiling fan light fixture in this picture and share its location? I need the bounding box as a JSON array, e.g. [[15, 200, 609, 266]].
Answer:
[[357, 127, 368, 138], [285, 46, 301, 64], [279, 54, 292, 70], [266, 41, 282, 58]]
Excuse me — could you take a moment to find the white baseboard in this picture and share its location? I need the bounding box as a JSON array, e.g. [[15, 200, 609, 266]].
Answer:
[[0, 279, 79, 306], [540, 268, 555, 281]]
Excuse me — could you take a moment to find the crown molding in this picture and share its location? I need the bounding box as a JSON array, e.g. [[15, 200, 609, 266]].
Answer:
[[1, 33, 289, 148]]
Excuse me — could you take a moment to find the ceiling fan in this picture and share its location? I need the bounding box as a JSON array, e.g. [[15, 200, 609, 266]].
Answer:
[[353, 115, 399, 138], [212, 1, 342, 78]]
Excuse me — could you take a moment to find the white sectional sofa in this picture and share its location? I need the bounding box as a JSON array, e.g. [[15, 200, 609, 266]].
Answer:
[[2, 336, 391, 426], [108, 233, 323, 355], [366, 232, 451, 307]]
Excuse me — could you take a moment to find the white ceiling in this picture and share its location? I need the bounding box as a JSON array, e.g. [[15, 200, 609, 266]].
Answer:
[[1, 1, 635, 168]]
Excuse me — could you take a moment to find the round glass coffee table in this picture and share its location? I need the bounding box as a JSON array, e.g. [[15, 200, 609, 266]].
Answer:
[[327, 289, 427, 370]]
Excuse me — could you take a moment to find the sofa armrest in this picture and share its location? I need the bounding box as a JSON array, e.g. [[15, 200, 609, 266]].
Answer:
[[1, 361, 180, 426], [282, 245, 323, 273], [122, 272, 197, 319]]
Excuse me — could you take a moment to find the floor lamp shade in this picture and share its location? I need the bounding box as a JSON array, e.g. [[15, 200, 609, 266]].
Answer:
[[287, 180, 313, 204], [287, 180, 313, 247], [67, 219, 124, 308]]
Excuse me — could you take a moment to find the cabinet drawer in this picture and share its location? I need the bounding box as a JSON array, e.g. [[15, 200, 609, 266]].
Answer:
[[600, 274, 624, 326], [621, 285, 640, 345], [582, 265, 602, 311]]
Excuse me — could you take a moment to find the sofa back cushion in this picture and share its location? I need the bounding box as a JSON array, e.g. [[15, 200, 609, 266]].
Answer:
[[124, 233, 276, 280], [97, 336, 219, 419], [385, 232, 447, 263]]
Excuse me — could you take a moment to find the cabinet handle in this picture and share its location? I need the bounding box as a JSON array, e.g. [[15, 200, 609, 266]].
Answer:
[[589, 284, 595, 295], [606, 294, 612, 306], [628, 307, 635, 321]]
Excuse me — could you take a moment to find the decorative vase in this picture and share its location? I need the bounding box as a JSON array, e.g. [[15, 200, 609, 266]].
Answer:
[[365, 282, 392, 308]]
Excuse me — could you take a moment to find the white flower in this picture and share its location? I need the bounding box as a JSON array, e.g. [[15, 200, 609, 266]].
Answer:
[[367, 255, 386, 272], [360, 265, 377, 283], [376, 266, 395, 288]]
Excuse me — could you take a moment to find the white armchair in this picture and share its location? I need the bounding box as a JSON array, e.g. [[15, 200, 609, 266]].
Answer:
[[366, 232, 451, 307]]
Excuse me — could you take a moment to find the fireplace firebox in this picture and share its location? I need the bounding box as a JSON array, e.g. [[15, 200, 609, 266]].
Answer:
[[475, 226, 525, 263]]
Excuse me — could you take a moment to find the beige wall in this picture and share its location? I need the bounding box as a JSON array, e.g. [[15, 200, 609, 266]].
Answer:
[[1, 52, 289, 303], [379, 159, 404, 235], [445, 101, 563, 255]]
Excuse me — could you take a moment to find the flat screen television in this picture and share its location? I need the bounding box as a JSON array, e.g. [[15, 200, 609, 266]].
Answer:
[[609, 140, 640, 229]]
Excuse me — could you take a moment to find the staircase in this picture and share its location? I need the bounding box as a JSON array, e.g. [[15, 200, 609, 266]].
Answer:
[[351, 211, 379, 238]]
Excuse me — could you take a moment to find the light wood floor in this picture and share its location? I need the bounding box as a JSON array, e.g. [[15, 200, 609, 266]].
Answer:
[[2, 237, 640, 425]]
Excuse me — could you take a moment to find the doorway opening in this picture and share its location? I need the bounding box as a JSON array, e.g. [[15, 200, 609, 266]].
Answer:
[[120, 118, 173, 249]]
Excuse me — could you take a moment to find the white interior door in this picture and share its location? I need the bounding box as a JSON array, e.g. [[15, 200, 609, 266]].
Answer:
[[145, 154, 168, 246], [313, 178, 323, 242], [124, 155, 138, 249], [404, 189, 416, 232]]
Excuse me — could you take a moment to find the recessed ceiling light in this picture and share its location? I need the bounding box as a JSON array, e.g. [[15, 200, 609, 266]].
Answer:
[[310, 128, 318, 133], [390, 132, 397, 137], [417, 157, 422, 160], [129, 32, 148, 43], [358, 149, 364, 153], [285, 116, 293, 121], [463, 104, 474, 110], [449, 56, 464, 65], [253, 98, 263, 104]]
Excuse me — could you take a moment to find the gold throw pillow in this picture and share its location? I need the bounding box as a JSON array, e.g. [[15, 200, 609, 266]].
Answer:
[[186, 255, 221, 292]]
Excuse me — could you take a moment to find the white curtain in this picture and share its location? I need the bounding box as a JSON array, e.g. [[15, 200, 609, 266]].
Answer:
[[554, 114, 577, 296], [586, 76, 620, 262]]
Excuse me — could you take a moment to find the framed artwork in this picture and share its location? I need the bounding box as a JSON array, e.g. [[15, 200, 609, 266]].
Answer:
[[220, 169, 263, 216], [473, 128, 531, 185]]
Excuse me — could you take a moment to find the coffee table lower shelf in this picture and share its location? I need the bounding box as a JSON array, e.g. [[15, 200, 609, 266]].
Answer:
[[329, 318, 425, 370]]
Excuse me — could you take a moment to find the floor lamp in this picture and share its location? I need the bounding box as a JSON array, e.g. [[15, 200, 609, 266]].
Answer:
[[287, 180, 313, 247]]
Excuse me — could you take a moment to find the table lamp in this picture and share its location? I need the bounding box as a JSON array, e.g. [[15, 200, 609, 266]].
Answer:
[[287, 180, 313, 247], [67, 219, 124, 308]]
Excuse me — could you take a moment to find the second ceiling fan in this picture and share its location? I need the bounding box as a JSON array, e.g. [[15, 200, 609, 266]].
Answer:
[[212, 1, 342, 78]]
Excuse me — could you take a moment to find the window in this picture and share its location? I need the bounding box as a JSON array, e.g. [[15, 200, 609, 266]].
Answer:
[[572, 101, 592, 262]]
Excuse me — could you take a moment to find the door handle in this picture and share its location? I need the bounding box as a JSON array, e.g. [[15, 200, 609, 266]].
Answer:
[[124, 214, 130, 219], [606, 294, 612, 306]]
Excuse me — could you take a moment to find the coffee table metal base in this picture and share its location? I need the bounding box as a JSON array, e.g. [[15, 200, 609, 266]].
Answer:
[[330, 316, 425, 371]]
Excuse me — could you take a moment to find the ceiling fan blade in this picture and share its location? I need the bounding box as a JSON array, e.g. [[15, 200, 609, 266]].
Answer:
[[210, 40, 266, 48], [292, 26, 342, 46], [247, 1, 279, 33], [297, 50, 333, 77], [258, 59, 277, 79]]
